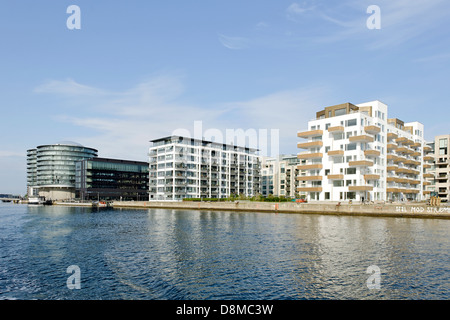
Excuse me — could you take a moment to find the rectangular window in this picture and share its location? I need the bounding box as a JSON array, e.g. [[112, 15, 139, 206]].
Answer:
[[333, 180, 344, 187], [335, 108, 346, 116], [346, 143, 357, 151], [346, 119, 357, 127]]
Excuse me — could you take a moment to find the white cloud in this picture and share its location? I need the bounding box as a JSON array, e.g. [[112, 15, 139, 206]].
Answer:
[[34, 78, 107, 96], [35, 75, 330, 159], [285, 0, 450, 49], [218, 34, 250, 50]]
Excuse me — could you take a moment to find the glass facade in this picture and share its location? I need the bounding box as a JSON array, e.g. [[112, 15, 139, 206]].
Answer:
[[26, 142, 98, 191], [76, 158, 149, 201]]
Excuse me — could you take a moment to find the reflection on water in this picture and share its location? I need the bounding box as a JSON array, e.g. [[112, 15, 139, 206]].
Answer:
[[0, 203, 449, 300]]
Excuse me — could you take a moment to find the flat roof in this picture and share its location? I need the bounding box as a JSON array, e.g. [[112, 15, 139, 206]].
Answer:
[[150, 135, 259, 152], [85, 157, 148, 165]]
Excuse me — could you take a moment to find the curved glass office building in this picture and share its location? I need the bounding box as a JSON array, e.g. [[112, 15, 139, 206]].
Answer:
[[27, 141, 98, 200]]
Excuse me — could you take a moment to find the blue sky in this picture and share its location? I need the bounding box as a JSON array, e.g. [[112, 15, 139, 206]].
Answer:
[[1, 0, 450, 194]]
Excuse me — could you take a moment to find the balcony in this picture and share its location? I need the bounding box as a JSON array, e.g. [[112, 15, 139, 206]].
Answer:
[[423, 173, 434, 179], [387, 132, 398, 140], [423, 156, 434, 162], [404, 159, 420, 166], [364, 174, 380, 180], [296, 187, 322, 192], [348, 185, 374, 191], [364, 150, 381, 157], [297, 141, 323, 149], [327, 174, 344, 180], [364, 125, 381, 134], [298, 152, 323, 160], [387, 143, 397, 150], [296, 175, 322, 181], [297, 129, 323, 139], [404, 189, 420, 194], [396, 137, 408, 144], [297, 164, 323, 170], [387, 188, 400, 193], [327, 126, 344, 133], [327, 150, 344, 157], [348, 160, 373, 167], [387, 154, 399, 161], [396, 146, 412, 154], [349, 135, 374, 143]]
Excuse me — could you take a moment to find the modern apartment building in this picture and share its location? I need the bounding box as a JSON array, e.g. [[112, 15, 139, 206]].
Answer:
[[148, 136, 261, 200], [27, 141, 98, 200], [297, 100, 426, 202], [423, 141, 436, 199], [431, 134, 450, 202], [75, 157, 149, 201], [261, 155, 303, 198]]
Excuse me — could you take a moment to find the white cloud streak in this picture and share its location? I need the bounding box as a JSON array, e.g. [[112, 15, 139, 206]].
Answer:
[[35, 75, 330, 159]]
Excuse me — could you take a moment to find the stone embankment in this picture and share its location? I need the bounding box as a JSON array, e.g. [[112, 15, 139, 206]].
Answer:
[[111, 200, 450, 219]]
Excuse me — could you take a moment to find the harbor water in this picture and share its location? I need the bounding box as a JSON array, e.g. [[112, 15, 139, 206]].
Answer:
[[0, 202, 449, 300]]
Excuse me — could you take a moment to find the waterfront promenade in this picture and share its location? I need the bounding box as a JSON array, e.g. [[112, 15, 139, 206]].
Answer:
[[101, 200, 450, 220]]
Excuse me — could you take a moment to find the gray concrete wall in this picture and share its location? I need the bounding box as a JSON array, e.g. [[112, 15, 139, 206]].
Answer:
[[111, 200, 450, 219]]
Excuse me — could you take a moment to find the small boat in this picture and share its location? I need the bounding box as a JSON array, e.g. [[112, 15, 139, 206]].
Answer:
[[28, 197, 44, 205], [92, 201, 108, 208], [43, 200, 54, 206]]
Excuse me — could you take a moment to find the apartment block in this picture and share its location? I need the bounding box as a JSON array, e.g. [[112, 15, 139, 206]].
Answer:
[[148, 136, 260, 201], [431, 134, 450, 202], [261, 155, 303, 198], [297, 100, 426, 202]]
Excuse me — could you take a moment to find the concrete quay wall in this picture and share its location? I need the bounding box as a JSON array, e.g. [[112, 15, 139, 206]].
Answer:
[[111, 201, 450, 220]]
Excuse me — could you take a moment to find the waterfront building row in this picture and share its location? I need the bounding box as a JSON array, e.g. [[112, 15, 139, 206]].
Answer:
[[27, 142, 148, 201]]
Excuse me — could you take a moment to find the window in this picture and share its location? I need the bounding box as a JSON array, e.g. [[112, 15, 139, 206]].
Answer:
[[335, 108, 346, 116], [439, 139, 448, 155], [333, 180, 344, 187], [346, 119, 357, 127], [346, 143, 357, 151]]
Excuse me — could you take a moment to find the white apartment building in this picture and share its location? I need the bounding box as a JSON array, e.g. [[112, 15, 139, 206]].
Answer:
[[149, 136, 260, 200], [261, 155, 304, 198], [297, 100, 427, 202], [428, 134, 450, 202]]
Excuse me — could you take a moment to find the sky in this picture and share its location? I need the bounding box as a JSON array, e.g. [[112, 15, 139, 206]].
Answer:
[[1, 0, 450, 195]]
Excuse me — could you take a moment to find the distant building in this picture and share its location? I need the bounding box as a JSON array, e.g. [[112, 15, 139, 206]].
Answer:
[[297, 100, 427, 202], [423, 141, 435, 199], [149, 135, 260, 200], [261, 155, 304, 198], [75, 157, 149, 201], [430, 134, 450, 202], [27, 141, 98, 200]]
